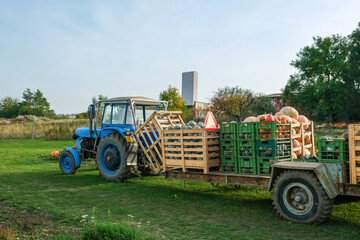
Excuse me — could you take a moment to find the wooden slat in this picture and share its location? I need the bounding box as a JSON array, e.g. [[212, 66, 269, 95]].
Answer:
[[148, 123, 163, 161], [348, 124, 358, 184], [180, 131, 186, 172], [183, 149, 204, 152], [161, 131, 167, 172]]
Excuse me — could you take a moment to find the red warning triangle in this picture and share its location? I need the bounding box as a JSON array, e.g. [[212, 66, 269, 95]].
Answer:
[[204, 112, 218, 131]]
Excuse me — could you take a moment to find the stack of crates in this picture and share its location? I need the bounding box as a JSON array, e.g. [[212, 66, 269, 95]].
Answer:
[[220, 121, 292, 175], [255, 122, 292, 174], [318, 139, 349, 163], [237, 122, 257, 174], [220, 122, 238, 173]]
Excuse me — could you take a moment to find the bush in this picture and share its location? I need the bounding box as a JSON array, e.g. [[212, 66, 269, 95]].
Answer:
[[44, 126, 72, 140], [82, 223, 144, 240]]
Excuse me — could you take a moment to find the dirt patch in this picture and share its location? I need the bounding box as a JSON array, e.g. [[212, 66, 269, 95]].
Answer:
[[0, 201, 81, 239]]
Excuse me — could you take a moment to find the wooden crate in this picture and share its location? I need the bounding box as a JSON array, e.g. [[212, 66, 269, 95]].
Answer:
[[348, 124, 360, 184], [291, 121, 315, 157], [162, 129, 221, 174], [133, 111, 184, 174]]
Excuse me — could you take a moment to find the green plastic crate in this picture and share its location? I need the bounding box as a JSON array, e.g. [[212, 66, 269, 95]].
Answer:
[[238, 157, 257, 174], [237, 122, 255, 140], [220, 132, 236, 140], [318, 139, 348, 163], [256, 139, 291, 159], [256, 157, 291, 175], [255, 122, 291, 140], [220, 139, 238, 156], [220, 122, 237, 134], [237, 139, 256, 157], [221, 156, 238, 173]]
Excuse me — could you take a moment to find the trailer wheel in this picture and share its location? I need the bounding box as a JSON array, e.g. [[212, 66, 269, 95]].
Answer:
[[272, 170, 333, 224], [96, 133, 130, 182], [59, 150, 78, 175]]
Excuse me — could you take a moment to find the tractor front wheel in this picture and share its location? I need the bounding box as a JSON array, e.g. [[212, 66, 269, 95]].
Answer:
[[59, 150, 78, 175], [272, 170, 334, 224], [96, 133, 130, 182]]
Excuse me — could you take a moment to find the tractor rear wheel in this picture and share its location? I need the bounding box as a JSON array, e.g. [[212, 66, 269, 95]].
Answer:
[[272, 170, 334, 224], [59, 150, 78, 175], [96, 133, 130, 182]]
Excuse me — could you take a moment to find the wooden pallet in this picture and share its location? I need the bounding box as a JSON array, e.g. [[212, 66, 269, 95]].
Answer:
[[348, 124, 360, 184], [133, 111, 184, 174], [162, 129, 220, 174], [291, 121, 315, 157]]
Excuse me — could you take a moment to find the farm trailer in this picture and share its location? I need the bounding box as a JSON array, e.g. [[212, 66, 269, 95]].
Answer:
[[134, 114, 360, 224], [59, 98, 360, 224]]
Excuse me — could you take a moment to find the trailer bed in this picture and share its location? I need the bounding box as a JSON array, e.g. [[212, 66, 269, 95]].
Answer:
[[165, 171, 270, 190]]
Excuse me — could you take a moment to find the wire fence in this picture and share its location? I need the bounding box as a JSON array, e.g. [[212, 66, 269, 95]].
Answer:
[[0, 119, 89, 140]]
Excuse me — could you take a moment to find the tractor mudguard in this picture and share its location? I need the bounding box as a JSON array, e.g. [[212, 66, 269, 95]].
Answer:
[[268, 161, 343, 199], [66, 147, 81, 168]]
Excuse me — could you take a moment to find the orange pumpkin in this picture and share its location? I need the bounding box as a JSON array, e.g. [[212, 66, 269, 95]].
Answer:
[[297, 115, 309, 130], [51, 151, 59, 157], [279, 106, 299, 119], [257, 115, 266, 122], [294, 148, 302, 156], [243, 116, 257, 122]]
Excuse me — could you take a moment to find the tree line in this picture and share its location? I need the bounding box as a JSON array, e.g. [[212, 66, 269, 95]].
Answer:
[[0, 88, 54, 118]]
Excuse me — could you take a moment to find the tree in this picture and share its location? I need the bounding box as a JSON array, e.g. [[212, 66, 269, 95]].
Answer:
[[19, 88, 54, 117], [0, 96, 20, 118], [282, 33, 358, 122], [210, 86, 257, 122], [92, 94, 108, 105], [76, 95, 108, 119], [345, 23, 360, 121], [247, 95, 277, 117], [159, 85, 189, 115]]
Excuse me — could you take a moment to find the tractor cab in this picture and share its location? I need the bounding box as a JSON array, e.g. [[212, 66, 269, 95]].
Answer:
[[60, 96, 167, 180], [97, 97, 168, 139]]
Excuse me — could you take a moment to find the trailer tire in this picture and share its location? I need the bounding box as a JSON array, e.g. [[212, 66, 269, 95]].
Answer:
[[272, 170, 333, 224], [59, 150, 78, 175], [96, 133, 130, 182]]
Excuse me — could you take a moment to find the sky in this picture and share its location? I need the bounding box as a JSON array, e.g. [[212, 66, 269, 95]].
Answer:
[[0, 0, 359, 114]]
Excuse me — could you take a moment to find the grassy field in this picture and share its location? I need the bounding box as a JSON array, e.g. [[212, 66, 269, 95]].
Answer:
[[0, 139, 360, 239]]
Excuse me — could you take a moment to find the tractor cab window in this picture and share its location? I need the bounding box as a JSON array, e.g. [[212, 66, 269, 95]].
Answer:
[[126, 105, 134, 125], [112, 105, 126, 124], [102, 105, 112, 124], [135, 106, 144, 125], [145, 106, 157, 120]]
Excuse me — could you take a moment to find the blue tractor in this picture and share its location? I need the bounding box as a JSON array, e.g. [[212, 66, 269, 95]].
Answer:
[[59, 97, 168, 182]]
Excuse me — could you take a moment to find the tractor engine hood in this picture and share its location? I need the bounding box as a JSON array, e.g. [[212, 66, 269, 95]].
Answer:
[[75, 127, 101, 139]]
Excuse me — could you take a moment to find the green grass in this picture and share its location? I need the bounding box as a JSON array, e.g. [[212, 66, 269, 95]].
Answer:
[[314, 127, 347, 139], [0, 139, 360, 239]]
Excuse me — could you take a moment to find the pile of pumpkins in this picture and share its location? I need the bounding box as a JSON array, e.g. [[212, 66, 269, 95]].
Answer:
[[243, 106, 312, 159]]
